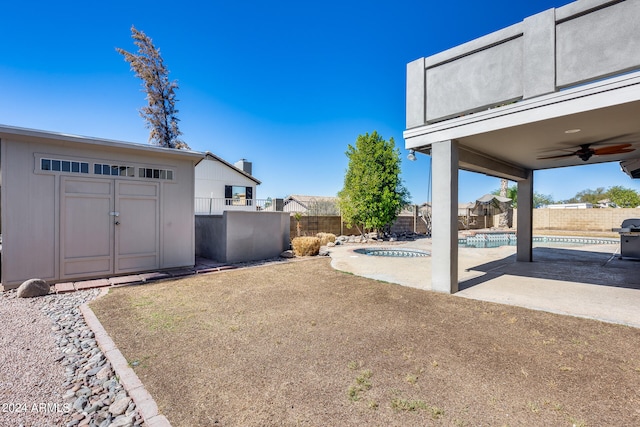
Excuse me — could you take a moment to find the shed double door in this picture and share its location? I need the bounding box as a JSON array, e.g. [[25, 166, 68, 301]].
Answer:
[[60, 177, 160, 280]]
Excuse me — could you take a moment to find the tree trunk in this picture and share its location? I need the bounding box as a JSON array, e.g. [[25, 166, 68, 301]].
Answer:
[[499, 179, 509, 228]]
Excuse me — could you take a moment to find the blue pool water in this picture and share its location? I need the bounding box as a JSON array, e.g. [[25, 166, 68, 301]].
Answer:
[[459, 234, 617, 249], [354, 248, 431, 257]]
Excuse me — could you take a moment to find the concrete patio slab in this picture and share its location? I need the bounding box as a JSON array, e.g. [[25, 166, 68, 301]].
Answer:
[[329, 237, 640, 328]]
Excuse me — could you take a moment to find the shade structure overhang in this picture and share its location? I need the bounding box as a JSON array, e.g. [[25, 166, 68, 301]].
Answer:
[[404, 0, 640, 294], [404, 70, 640, 179]]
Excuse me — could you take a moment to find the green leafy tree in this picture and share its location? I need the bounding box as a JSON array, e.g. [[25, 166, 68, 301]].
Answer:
[[338, 131, 410, 233], [565, 187, 607, 204], [117, 26, 188, 149], [606, 186, 640, 208], [564, 186, 639, 207]]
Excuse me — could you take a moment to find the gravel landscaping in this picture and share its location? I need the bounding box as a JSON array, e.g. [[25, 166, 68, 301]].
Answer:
[[0, 289, 146, 427]]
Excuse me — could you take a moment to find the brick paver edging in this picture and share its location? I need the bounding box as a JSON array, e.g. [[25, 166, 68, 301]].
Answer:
[[79, 290, 171, 427]]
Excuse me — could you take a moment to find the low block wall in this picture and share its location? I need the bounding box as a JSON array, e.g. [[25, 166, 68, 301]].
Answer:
[[196, 211, 290, 263], [513, 208, 640, 233], [284, 208, 640, 238], [290, 214, 429, 237]]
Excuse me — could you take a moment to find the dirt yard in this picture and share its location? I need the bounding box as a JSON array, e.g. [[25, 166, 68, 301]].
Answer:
[[90, 258, 640, 426]]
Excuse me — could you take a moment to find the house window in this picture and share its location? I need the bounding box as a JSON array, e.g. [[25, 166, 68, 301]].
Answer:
[[138, 168, 174, 180], [94, 164, 135, 177], [225, 185, 253, 206], [41, 158, 89, 174]]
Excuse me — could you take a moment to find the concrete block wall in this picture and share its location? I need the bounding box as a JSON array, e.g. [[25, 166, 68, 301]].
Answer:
[[512, 208, 640, 232], [290, 215, 363, 238], [289, 213, 429, 238]]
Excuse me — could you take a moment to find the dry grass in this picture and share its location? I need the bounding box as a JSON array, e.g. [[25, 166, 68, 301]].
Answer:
[[90, 258, 640, 427], [316, 232, 337, 246], [291, 236, 321, 256]]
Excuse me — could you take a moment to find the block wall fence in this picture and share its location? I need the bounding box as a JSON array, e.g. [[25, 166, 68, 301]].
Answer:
[[288, 208, 640, 239], [514, 208, 640, 233]]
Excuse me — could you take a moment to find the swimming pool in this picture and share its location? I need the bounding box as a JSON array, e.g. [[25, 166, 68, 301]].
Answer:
[[459, 234, 618, 249], [353, 248, 431, 257]]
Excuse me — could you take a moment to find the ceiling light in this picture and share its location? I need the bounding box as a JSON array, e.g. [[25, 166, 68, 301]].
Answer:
[[564, 129, 581, 134], [407, 149, 416, 161]]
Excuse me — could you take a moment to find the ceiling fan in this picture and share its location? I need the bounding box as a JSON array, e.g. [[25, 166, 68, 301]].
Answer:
[[538, 139, 636, 162]]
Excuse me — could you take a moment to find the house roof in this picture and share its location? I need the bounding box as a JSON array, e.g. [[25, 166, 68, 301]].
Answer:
[[0, 124, 205, 162], [203, 151, 261, 185], [284, 194, 338, 208]]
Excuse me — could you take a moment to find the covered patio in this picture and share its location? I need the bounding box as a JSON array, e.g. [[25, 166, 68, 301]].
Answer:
[[328, 238, 640, 328], [404, 0, 640, 294]]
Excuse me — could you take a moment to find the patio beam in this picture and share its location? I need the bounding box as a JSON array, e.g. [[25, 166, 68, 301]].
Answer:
[[458, 146, 528, 181]]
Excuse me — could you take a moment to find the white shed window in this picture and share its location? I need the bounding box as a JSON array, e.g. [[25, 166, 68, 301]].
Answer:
[[94, 164, 135, 177], [138, 168, 174, 180], [41, 158, 89, 174]]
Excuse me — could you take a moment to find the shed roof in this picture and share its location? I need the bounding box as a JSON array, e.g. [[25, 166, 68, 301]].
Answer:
[[0, 124, 205, 162]]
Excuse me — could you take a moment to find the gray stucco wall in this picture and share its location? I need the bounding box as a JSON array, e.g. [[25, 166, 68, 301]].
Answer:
[[556, 0, 640, 87], [195, 211, 290, 263], [195, 215, 226, 262], [407, 0, 640, 126]]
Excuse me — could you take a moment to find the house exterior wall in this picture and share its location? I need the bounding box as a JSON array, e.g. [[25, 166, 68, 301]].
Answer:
[[194, 158, 257, 214], [283, 200, 306, 213], [0, 132, 199, 289]]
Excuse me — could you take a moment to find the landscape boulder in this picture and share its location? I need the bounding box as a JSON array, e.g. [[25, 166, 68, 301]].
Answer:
[[16, 278, 50, 298], [280, 250, 295, 258]]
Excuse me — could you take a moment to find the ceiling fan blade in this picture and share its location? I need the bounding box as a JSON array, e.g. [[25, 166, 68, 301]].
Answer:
[[592, 144, 634, 155], [537, 152, 578, 160], [590, 134, 636, 145]]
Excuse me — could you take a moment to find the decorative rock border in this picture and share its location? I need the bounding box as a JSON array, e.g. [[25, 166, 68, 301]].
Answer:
[[80, 289, 171, 427]]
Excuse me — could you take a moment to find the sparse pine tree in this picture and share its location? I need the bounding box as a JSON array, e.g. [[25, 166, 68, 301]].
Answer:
[[117, 26, 188, 149]]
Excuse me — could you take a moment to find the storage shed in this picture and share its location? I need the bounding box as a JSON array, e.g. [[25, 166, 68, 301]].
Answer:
[[0, 125, 204, 290]]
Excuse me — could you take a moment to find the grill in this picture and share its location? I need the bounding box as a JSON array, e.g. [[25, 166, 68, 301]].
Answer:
[[613, 218, 640, 259]]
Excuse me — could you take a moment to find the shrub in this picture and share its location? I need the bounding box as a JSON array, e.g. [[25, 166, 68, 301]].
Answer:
[[292, 237, 321, 256], [316, 232, 337, 246]]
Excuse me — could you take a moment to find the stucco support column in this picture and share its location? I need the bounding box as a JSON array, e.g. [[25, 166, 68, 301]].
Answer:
[[517, 170, 534, 262], [431, 140, 459, 294]]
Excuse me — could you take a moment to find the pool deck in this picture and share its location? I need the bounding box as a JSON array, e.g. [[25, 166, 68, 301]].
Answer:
[[329, 235, 640, 329]]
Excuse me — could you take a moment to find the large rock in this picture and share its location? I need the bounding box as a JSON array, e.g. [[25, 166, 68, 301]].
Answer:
[[108, 396, 131, 416], [280, 250, 295, 258], [16, 278, 50, 298]]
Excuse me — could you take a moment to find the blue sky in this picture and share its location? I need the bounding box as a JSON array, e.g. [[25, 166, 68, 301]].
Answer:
[[3, 0, 639, 203]]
